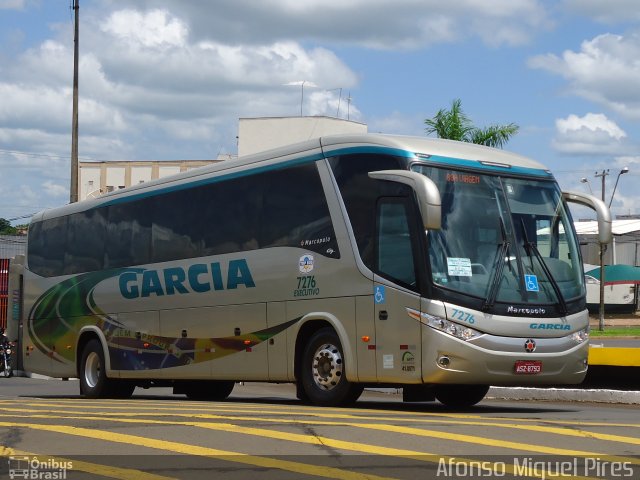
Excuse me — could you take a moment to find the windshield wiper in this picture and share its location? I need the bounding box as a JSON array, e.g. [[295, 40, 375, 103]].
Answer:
[[519, 219, 568, 315], [482, 217, 510, 311]]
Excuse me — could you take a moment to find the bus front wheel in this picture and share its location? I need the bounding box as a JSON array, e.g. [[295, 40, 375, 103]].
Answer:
[[300, 328, 363, 407], [434, 384, 489, 408]]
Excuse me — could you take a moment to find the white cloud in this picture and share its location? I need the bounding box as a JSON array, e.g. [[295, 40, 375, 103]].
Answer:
[[42, 181, 68, 197], [126, 0, 551, 49], [101, 9, 188, 49], [557, 113, 626, 139], [553, 113, 627, 155], [529, 32, 640, 118]]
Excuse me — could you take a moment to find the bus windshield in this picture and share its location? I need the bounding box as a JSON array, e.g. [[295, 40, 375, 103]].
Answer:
[[412, 165, 584, 309]]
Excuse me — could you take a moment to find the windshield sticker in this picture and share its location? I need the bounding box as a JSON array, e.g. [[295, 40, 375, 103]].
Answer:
[[447, 257, 472, 277], [525, 274, 539, 292]]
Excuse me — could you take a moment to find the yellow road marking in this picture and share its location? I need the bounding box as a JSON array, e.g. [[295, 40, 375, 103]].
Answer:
[[7, 398, 640, 430], [0, 411, 633, 478], [4, 398, 640, 455], [0, 446, 177, 480], [0, 421, 395, 480], [3, 405, 639, 450], [0, 417, 592, 480]]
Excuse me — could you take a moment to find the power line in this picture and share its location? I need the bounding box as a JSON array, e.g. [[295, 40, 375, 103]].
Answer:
[[0, 149, 95, 162]]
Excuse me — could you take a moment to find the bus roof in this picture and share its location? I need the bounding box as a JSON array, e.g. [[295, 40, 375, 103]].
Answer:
[[33, 133, 550, 222]]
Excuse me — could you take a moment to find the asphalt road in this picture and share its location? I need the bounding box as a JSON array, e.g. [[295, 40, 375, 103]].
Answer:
[[0, 379, 639, 479]]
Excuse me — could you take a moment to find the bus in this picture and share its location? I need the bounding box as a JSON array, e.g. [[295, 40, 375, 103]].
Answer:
[[15, 134, 611, 407]]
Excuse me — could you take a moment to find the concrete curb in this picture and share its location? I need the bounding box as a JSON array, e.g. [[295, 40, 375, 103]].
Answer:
[[487, 386, 640, 405]]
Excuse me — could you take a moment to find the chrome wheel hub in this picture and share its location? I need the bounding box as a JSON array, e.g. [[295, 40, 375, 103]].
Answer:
[[84, 352, 100, 388], [312, 343, 343, 391]]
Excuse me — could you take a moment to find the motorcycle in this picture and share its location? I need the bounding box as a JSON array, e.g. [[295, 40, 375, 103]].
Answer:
[[0, 329, 13, 378]]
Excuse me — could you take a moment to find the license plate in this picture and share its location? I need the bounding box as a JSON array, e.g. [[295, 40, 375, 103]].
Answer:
[[514, 360, 542, 374]]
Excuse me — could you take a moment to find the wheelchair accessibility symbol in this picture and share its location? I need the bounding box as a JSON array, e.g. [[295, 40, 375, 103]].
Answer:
[[525, 274, 539, 292], [374, 286, 386, 304]]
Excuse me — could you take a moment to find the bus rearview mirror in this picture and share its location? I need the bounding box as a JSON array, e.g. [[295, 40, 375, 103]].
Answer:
[[368, 170, 441, 230], [562, 190, 612, 245]]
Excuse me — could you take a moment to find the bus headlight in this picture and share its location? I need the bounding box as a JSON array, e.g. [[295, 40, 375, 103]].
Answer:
[[569, 327, 589, 345], [425, 315, 483, 341], [406, 308, 483, 341]]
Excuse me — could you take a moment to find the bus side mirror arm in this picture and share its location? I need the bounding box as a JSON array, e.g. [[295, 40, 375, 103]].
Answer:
[[562, 190, 612, 245], [368, 170, 441, 230]]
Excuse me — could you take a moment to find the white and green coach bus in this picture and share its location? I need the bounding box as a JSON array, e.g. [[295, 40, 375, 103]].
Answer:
[[18, 134, 611, 407]]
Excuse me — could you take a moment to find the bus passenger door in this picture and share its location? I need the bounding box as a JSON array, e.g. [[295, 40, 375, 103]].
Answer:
[[373, 198, 422, 383]]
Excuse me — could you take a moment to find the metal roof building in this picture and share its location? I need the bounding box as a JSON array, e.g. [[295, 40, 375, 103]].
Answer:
[[576, 219, 640, 266]]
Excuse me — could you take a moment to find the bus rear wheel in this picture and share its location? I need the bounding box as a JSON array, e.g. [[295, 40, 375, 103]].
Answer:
[[80, 339, 134, 399], [434, 384, 489, 408], [301, 328, 363, 407]]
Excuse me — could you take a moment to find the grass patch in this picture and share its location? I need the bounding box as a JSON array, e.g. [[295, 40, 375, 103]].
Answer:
[[590, 327, 640, 337]]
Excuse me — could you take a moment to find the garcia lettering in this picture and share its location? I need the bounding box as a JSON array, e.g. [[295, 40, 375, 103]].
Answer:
[[120, 259, 255, 299], [529, 323, 571, 331]]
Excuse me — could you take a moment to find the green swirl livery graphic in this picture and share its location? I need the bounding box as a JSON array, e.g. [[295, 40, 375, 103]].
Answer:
[[28, 269, 297, 370]]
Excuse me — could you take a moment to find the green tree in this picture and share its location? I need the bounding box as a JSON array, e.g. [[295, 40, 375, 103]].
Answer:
[[0, 218, 17, 235], [424, 98, 519, 148]]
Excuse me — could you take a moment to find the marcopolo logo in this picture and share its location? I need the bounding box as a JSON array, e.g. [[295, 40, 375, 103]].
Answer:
[[119, 259, 255, 299]]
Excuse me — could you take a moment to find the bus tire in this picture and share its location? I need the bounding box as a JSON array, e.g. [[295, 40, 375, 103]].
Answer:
[[110, 381, 136, 399], [184, 381, 235, 401], [434, 384, 489, 408], [301, 328, 363, 407], [80, 339, 113, 398]]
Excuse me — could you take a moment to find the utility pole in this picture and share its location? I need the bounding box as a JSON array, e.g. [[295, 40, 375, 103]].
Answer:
[[70, 0, 79, 203], [595, 169, 609, 331]]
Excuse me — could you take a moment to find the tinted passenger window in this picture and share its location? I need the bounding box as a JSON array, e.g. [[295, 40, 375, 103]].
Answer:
[[28, 216, 67, 277], [153, 189, 204, 263], [106, 201, 152, 268], [28, 162, 339, 277], [65, 209, 106, 274], [329, 154, 406, 269], [262, 163, 338, 255], [201, 176, 262, 256]]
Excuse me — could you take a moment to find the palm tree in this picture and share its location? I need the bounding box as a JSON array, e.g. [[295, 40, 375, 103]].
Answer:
[[424, 99, 518, 149]]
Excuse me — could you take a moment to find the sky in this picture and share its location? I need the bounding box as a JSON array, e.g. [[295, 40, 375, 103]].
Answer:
[[1, 0, 640, 224]]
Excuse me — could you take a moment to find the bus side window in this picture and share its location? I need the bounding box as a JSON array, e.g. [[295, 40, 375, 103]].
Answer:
[[376, 198, 417, 288]]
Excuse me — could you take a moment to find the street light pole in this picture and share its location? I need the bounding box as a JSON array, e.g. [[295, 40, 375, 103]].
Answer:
[[70, 0, 79, 203], [594, 170, 609, 331], [608, 167, 629, 208], [580, 177, 593, 195]]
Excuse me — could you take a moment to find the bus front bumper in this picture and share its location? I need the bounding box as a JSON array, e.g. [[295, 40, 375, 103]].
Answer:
[[422, 329, 589, 386]]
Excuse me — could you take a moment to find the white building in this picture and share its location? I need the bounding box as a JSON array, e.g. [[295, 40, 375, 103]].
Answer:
[[238, 116, 367, 157], [78, 159, 228, 201], [575, 218, 640, 266]]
